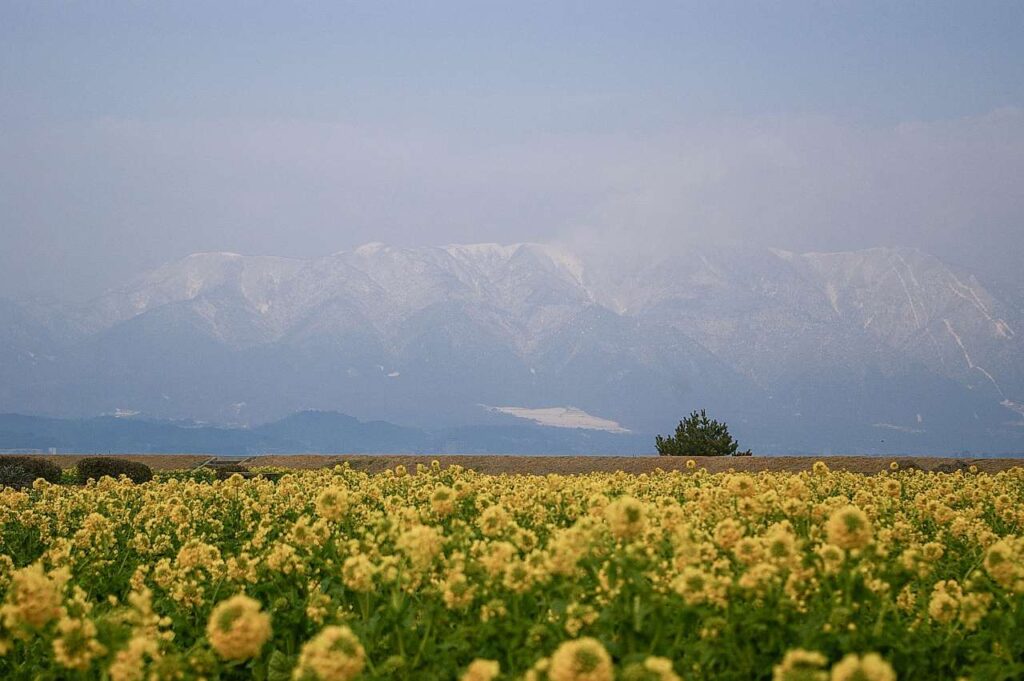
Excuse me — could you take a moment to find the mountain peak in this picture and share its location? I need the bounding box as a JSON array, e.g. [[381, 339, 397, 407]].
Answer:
[[353, 242, 390, 256], [4, 241, 1022, 453], [443, 242, 523, 259]]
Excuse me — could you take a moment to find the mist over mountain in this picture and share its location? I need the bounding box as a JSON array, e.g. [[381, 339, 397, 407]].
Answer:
[[3, 242, 1022, 454]]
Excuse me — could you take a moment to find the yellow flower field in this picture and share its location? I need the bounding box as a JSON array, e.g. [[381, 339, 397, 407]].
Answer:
[[1, 461, 1023, 680]]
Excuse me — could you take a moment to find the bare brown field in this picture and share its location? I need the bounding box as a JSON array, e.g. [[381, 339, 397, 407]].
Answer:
[[32, 453, 1024, 474]]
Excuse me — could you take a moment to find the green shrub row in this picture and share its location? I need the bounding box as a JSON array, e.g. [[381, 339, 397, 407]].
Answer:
[[75, 457, 153, 484], [0, 456, 62, 489], [0, 457, 292, 489], [0, 456, 155, 489]]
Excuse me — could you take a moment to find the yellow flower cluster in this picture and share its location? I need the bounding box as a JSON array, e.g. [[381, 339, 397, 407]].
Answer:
[[547, 637, 614, 681], [206, 594, 271, 661], [772, 649, 897, 681], [1, 564, 69, 632], [830, 653, 896, 681], [825, 505, 873, 550], [0, 461, 1021, 679], [293, 625, 366, 681], [461, 658, 501, 681]]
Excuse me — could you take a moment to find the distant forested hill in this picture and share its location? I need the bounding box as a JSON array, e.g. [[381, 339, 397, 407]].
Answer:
[[0, 411, 653, 456]]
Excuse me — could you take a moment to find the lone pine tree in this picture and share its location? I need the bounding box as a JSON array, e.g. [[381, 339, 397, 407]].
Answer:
[[655, 409, 751, 456]]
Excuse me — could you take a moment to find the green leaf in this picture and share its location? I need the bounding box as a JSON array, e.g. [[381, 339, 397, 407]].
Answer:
[[267, 649, 295, 681]]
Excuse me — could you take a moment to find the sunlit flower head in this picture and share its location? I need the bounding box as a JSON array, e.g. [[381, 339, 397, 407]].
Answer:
[[829, 653, 896, 681], [293, 625, 366, 681], [826, 505, 873, 550], [772, 649, 828, 681], [604, 495, 647, 540], [621, 656, 681, 681], [548, 637, 614, 681], [206, 594, 271, 661], [461, 658, 500, 681], [1, 564, 69, 632]]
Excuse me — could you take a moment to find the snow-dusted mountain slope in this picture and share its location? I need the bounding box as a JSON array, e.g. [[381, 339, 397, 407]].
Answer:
[[3, 242, 1022, 453]]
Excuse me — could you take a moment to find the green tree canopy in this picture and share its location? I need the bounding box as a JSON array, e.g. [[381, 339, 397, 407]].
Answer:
[[655, 409, 750, 456]]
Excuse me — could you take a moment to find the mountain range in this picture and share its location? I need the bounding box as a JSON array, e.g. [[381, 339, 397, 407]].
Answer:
[[0, 411, 651, 456], [2, 242, 1022, 454]]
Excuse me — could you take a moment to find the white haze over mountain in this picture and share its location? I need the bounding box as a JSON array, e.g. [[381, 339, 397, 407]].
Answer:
[[2, 109, 1023, 301], [2, 242, 1022, 454]]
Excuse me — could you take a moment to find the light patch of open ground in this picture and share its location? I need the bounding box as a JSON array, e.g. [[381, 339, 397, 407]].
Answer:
[[32, 453, 1023, 474], [484, 406, 630, 432]]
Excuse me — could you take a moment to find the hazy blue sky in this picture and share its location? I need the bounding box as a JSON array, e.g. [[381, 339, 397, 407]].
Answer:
[[2, 1, 1023, 299]]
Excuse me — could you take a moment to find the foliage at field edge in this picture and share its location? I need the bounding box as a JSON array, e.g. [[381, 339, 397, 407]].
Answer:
[[1, 461, 1023, 680], [655, 410, 751, 457]]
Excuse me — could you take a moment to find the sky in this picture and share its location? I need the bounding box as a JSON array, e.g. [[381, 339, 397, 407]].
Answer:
[[2, 1, 1023, 300]]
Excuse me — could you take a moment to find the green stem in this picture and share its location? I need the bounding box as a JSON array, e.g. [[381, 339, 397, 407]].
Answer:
[[411, 615, 433, 667]]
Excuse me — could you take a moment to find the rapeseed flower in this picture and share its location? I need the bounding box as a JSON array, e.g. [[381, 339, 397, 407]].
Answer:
[[206, 594, 271, 661], [293, 625, 366, 681], [548, 638, 614, 681]]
